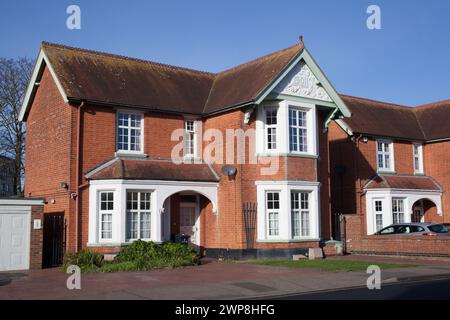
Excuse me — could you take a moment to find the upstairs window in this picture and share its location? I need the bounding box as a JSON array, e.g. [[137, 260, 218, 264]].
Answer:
[[117, 112, 143, 152], [413, 143, 423, 174], [377, 140, 393, 171], [289, 107, 308, 153], [184, 120, 196, 157], [265, 108, 278, 151]]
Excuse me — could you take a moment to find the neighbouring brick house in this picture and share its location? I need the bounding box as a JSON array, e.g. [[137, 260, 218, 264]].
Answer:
[[329, 96, 450, 255], [19, 39, 353, 262], [0, 156, 16, 197]]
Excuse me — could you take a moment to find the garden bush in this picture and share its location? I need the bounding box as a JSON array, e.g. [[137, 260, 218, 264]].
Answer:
[[63, 240, 200, 273], [63, 249, 103, 272]]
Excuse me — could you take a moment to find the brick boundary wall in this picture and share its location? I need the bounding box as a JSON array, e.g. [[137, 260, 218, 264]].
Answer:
[[344, 214, 450, 257], [30, 205, 44, 269]]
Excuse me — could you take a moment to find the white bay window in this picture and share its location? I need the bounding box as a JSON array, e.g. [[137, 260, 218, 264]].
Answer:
[[256, 100, 317, 156], [256, 181, 320, 242]]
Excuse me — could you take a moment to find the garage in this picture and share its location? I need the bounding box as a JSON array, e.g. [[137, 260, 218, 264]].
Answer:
[[0, 198, 44, 271]]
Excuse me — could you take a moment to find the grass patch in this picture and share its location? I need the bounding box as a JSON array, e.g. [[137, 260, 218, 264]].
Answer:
[[63, 241, 200, 273], [247, 259, 417, 272]]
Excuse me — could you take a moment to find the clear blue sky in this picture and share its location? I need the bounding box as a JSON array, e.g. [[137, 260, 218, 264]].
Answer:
[[1, 0, 449, 106]]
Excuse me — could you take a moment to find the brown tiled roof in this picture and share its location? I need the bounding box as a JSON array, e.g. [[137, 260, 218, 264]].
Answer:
[[86, 158, 219, 182], [42, 42, 214, 114], [340, 95, 425, 140], [364, 175, 441, 191], [204, 44, 302, 114], [42, 42, 303, 116], [339, 95, 450, 141], [414, 99, 450, 141]]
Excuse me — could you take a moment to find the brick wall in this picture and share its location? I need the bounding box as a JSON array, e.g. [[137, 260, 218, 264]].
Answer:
[[424, 140, 450, 223], [344, 214, 450, 257], [24, 66, 76, 251], [29, 205, 44, 269]]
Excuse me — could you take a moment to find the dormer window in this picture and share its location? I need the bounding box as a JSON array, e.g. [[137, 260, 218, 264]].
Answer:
[[376, 140, 394, 172], [117, 111, 143, 153]]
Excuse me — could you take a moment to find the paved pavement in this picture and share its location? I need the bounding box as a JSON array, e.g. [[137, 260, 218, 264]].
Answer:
[[271, 278, 450, 300], [1, 255, 450, 300]]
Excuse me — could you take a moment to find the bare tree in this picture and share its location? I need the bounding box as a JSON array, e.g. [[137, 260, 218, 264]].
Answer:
[[0, 58, 33, 195]]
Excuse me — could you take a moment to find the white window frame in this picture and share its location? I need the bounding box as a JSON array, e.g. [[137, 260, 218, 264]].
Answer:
[[256, 181, 320, 242], [256, 101, 317, 157], [291, 191, 311, 238], [392, 198, 405, 224], [289, 107, 308, 153], [126, 190, 152, 241], [184, 120, 197, 158], [99, 191, 114, 241], [265, 191, 281, 238], [376, 139, 394, 172], [264, 107, 278, 152], [116, 110, 144, 154], [413, 143, 424, 174], [374, 199, 384, 232]]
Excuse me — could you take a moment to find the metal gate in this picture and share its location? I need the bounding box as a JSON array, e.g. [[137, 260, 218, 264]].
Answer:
[[43, 212, 66, 268], [243, 202, 257, 249]]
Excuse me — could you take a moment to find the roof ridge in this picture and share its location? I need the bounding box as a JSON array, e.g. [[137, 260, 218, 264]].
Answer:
[[216, 43, 302, 76], [203, 43, 303, 112], [41, 41, 216, 77], [414, 98, 450, 110], [339, 94, 412, 109]]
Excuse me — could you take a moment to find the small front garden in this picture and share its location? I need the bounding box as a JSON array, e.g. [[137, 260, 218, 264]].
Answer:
[[63, 240, 200, 273], [246, 259, 417, 272]]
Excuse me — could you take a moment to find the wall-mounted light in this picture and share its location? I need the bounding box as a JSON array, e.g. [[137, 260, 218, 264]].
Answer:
[[362, 136, 369, 143], [60, 182, 69, 189]]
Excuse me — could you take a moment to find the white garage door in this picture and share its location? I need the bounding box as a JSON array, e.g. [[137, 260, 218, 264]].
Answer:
[[0, 212, 30, 271]]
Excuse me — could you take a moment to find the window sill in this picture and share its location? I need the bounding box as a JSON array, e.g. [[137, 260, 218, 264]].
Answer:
[[183, 155, 202, 162], [257, 152, 318, 159], [256, 238, 320, 243], [377, 170, 396, 175], [414, 172, 425, 176], [115, 151, 148, 159], [87, 240, 162, 247]]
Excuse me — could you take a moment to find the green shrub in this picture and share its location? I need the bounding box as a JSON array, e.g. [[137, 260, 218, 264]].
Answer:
[[63, 249, 103, 273], [62, 241, 200, 273]]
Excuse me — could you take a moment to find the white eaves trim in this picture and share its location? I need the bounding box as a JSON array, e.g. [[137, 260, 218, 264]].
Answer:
[[18, 48, 68, 122], [0, 198, 44, 206], [335, 118, 354, 136]]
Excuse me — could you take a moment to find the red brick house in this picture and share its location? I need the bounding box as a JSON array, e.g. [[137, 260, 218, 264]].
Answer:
[[329, 95, 450, 253], [19, 39, 352, 262]]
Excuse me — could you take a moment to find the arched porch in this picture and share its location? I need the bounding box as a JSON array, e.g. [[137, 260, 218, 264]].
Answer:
[[411, 198, 441, 223]]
